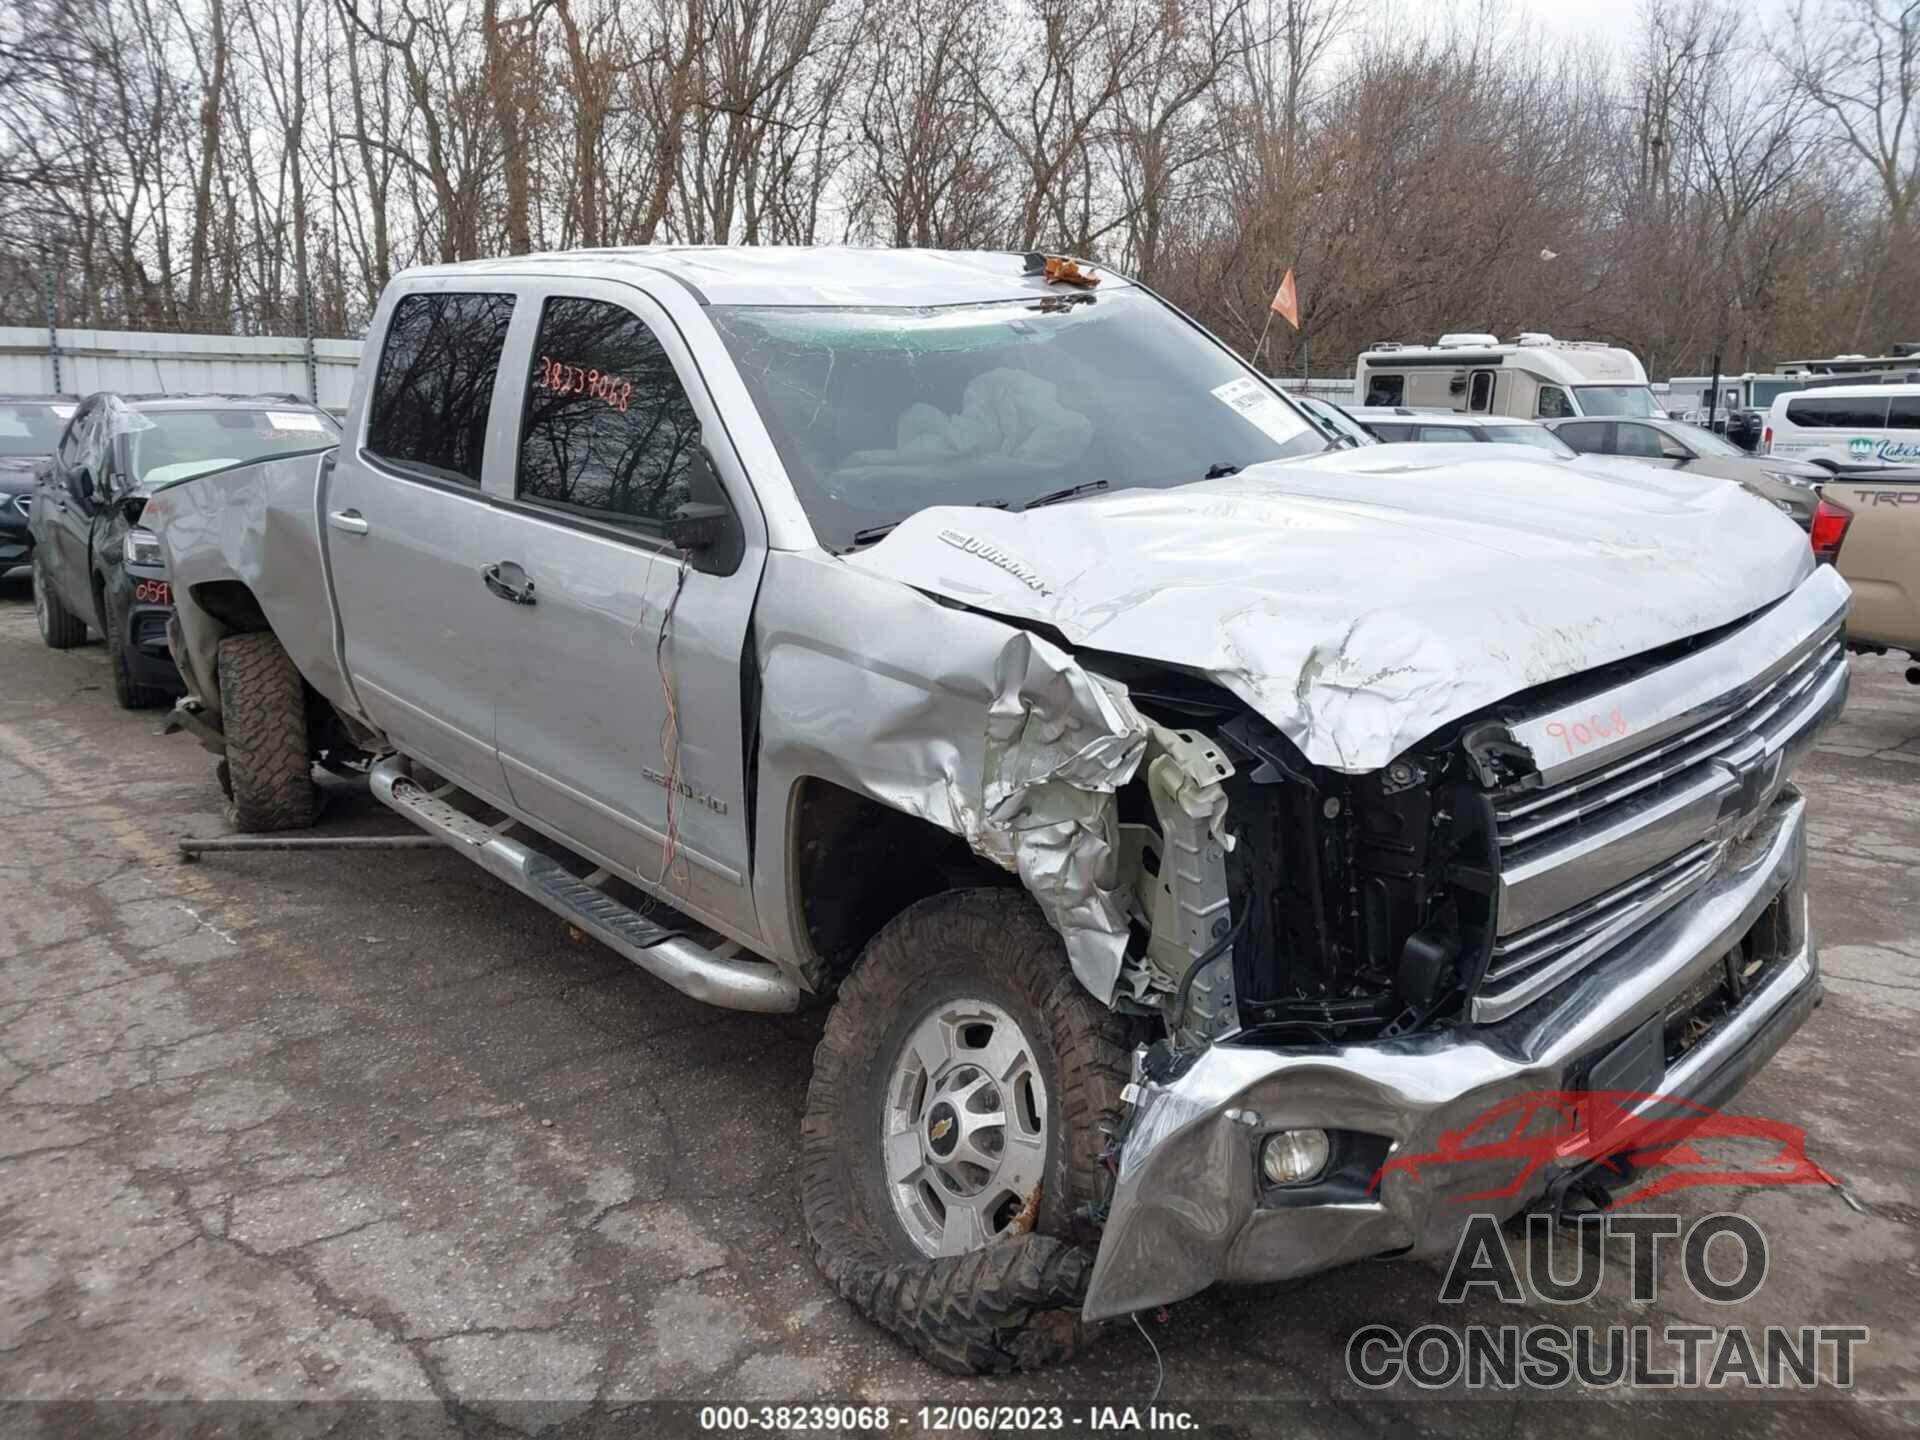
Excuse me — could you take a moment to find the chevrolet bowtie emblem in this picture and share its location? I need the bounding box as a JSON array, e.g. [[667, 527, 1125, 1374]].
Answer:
[[929, 1117, 954, 1142]]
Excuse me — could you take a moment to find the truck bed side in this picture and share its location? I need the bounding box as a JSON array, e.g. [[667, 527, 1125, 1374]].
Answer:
[[147, 449, 367, 731], [1825, 473, 1920, 651]]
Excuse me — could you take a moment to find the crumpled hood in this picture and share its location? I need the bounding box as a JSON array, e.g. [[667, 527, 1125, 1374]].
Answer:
[[844, 447, 1815, 773]]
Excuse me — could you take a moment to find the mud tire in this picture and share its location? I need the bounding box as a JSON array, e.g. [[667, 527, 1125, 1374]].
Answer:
[[801, 889, 1136, 1374], [217, 632, 318, 832], [32, 552, 86, 649], [105, 585, 170, 709]]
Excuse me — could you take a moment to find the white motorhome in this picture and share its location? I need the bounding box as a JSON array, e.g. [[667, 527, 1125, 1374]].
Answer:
[[1666, 372, 1810, 420], [1354, 332, 1660, 421], [1779, 347, 1920, 383], [1667, 351, 1920, 426]]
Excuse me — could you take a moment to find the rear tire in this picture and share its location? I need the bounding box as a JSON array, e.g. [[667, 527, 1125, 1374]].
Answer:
[[801, 888, 1136, 1374], [217, 632, 318, 831], [105, 586, 170, 709], [32, 553, 86, 650]]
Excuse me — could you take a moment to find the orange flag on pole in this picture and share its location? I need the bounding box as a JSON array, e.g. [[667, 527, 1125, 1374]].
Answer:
[[1271, 269, 1301, 330]]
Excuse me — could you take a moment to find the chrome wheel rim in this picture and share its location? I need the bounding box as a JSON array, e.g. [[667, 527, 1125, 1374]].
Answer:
[[881, 997, 1050, 1258]]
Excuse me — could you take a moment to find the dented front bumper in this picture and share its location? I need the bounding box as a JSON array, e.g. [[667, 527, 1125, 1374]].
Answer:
[[1081, 787, 1820, 1321]]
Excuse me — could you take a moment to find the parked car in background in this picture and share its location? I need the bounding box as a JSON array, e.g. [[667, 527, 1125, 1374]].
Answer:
[[1346, 407, 1583, 455], [29, 393, 339, 708], [1800, 465, 1920, 672], [0, 395, 76, 579], [1545, 414, 1824, 530], [1764, 385, 1920, 468]]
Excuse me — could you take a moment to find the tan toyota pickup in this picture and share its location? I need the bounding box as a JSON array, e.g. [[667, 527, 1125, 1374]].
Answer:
[[1814, 466, 1920, 676]]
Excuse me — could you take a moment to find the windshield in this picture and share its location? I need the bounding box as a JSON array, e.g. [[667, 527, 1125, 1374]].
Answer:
[[1482, 425, 1576, 456], [1681, 425, 1745, 458], [129, 407, 339, 489], [709, 289, 1325, 550], [1573, 385, 1662, 417], [1751, 379, 1802, 407], [0, 401, 75, 459]]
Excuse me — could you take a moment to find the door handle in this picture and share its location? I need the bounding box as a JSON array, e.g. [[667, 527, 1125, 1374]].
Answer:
[[482, 561, 536, 606], [327, 508, 369, 535]]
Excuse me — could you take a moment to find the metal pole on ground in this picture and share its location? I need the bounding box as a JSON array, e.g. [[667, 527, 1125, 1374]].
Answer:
[[179, 835, 445, 861]]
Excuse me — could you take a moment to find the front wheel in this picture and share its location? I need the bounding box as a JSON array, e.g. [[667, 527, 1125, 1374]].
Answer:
[[32, 553, 86, 650], [801, 889, 1136, 1374], [216, 631, 318, 831]]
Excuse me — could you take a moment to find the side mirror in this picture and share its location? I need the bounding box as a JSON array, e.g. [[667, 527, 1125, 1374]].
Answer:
[[664, 501, 729, 552], [670, 446, 745, 576]]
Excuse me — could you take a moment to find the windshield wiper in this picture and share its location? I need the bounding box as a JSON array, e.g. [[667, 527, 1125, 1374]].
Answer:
[[845, 498, 1012, 551], [1018, 477, 1110, 511]]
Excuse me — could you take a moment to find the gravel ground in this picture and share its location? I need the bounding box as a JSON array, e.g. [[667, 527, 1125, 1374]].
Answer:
[[0, 570, 1915, 1437]]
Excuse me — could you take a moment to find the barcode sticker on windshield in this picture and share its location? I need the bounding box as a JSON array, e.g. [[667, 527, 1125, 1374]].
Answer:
[[265, 411, 328, 432], [1212, 377, 1303, 445]]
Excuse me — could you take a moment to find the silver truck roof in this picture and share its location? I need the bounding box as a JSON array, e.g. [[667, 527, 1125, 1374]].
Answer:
[[395, 247, 1134, 308]]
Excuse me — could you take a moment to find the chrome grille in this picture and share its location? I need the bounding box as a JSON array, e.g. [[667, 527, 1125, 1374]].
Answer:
[[1475, 597, 1848, 1023], [1494, 635, 1843, 852], [1479, 841, 1717, 1013]]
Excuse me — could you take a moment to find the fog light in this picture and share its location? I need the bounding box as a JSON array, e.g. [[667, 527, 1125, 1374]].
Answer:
[[1261, 1128, 1330, 1186]]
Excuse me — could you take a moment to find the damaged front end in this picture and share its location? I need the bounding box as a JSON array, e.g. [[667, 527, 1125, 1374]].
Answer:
[[780, 502, 1846, 1332], [1074, 565, 1848, 1319]]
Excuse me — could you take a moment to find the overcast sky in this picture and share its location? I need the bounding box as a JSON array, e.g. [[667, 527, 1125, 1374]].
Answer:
[[1504, 0, 1796, 51]]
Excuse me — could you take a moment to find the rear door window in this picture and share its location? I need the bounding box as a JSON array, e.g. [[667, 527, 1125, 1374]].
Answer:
[[1556, 421, 1609, 452], [1415, 424, 1473, 442], [515, 296, 702, 531], [1887, 394, 1920, 429], [365, 292, 517, 487], [1785, 395, 1891, 429]]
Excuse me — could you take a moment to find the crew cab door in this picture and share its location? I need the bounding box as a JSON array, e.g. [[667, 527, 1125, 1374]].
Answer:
[[321, 284, 522, 804], [479, 280, 765, 939], [41, 397, 102, 619]]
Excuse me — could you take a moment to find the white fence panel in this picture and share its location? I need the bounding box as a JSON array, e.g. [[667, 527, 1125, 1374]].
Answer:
[[0, 328, 364, 410]]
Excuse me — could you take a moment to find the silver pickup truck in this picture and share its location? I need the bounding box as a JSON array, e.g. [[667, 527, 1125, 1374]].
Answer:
[[149, 248, 1849, 1374]]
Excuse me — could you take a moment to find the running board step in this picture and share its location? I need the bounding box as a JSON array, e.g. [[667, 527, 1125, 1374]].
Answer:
[[525, 856, 677, 951], [368, 756, 798, 1013]]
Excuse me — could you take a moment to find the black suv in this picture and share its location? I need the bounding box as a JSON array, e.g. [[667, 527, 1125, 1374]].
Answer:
[[29, 393, 340, 707], [0, 396, 76, 579]]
